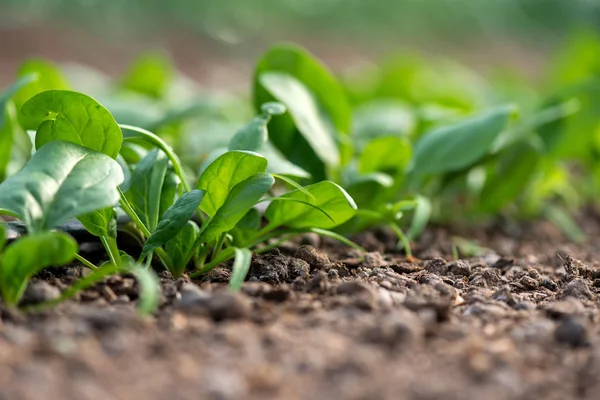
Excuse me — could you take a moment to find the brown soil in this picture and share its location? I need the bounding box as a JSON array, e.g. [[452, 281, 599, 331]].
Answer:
[[3, 211, 600, 400]]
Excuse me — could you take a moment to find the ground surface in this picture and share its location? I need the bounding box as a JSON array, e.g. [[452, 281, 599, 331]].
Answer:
[[3, 212, 600, 400]]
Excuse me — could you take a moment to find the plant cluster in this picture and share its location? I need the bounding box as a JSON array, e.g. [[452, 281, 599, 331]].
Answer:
[[1, 33, 599, 313]]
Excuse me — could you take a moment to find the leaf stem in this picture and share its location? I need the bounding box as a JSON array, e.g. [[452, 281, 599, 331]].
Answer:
[[100, 236, 121, 267], [388, 221, 413, 258], [74, 253, 98, 270]]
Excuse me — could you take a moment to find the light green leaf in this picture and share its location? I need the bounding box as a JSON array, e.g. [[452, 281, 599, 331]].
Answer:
[[359, 137, 412, 174], [200, 173, 274, 243], [143, 189, 205, 255], [77, 207, 117, 238], [12, 60, 69, 130], [125, 149, 169, 232], [0, 140, 124, 232], [260, 72, 339, 167], [265, 181, 357, 230], [196, 151, 268, 217], [229, 248, 252, 292], [165, 220, 200, 278], [120, 53, 173, 99], [159, 170, 180, 218], [410, 105, 515, 176], [0, 232, 77, 306], [407, 196, 432, 240], [0, 224, 6, 252], [126, 264, 161, 316], [22, 90, 122, 159], [228, 102, 286, 152]]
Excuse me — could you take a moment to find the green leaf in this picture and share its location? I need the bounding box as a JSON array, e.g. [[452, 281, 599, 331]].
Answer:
[[352, 100, 415, 149], [228, 103, 286, 152], [265, 181, 357, 230], [165, 220, 200, 278], [159, 170, 180, 218], [262, 145, 310, 178], [229, 247, 252, 292], [259, 72, 340, 168], [126, 264, 161, 316], [230, 208, 261, 247], [359, 137, 412, 174], [120, 53, 173, 99], [0, 75, 37, 180], [410, 105, 515, 176], [22, 90, 123, 159], [200, 173, 275, 243], [0, 232, 77, 306], [143, 189, 205, 254], [196, 151, 268, 217], [12, 60, 69, 130], [125, 149, 169, 232], [407, 196, 432, 240], [0, 140, 124, 232], [77, 207, 117, 238], [254, 44, 351, 134]]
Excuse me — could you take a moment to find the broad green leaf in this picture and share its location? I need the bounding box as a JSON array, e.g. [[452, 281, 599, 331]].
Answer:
[[262, 145, 310, 178], [12, 60, 69, 130], [260, 72, 339, 168], [359, 137, 412, 174], [165, 220, 200, 278], [0, 232, 77, 306], [196, 151, 268, 217], [0, 141, 124, 232], [126, 264, 161, 316], [143, 189, 205, 254], [229, 248, 252, 292], [22, 90, 122, 159], [265, 181, 357, 230], [228, 102, 286, 152], [120, 53, 173, 99], [230, 208, 261, 247], [200, 173, 275, 243], [125, 149, 169, 232], [410, 105, 515, 176], [254, 44, 351, 134], [77, 207, 117, 238], [407, 196, 432, 240]]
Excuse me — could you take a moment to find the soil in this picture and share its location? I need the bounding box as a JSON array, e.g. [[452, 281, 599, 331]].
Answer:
[[3, 210, 600, 400]]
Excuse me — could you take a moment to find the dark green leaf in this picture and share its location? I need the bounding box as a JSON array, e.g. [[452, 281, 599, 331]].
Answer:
[[410, 105, 515, 176], [165, 220, 199, 278], [230, 208, 261, 247], [196, 151, 268, 217], [200, 173, 274, 243], [0, 224, 6, 252], [0, 141, 124, 232], [22, 90, 122, 158], [143, 189, 205, 254], [77, 207, 117, 238], [265, 181, 357, 230], [0, 232, 77, 306], [229, 247, 252, 292]]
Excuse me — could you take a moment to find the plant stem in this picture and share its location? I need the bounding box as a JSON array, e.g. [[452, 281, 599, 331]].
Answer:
[[100, 236, 121, 266], [74, 253, 98, 270], [117, 187, 174, 272], [389, 221, 412, 258], [211, 233, 226, 262], [119, 124, 191, 193]]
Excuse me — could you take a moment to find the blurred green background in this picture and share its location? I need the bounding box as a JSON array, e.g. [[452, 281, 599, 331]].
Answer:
[[1, 0, 599, 87]]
